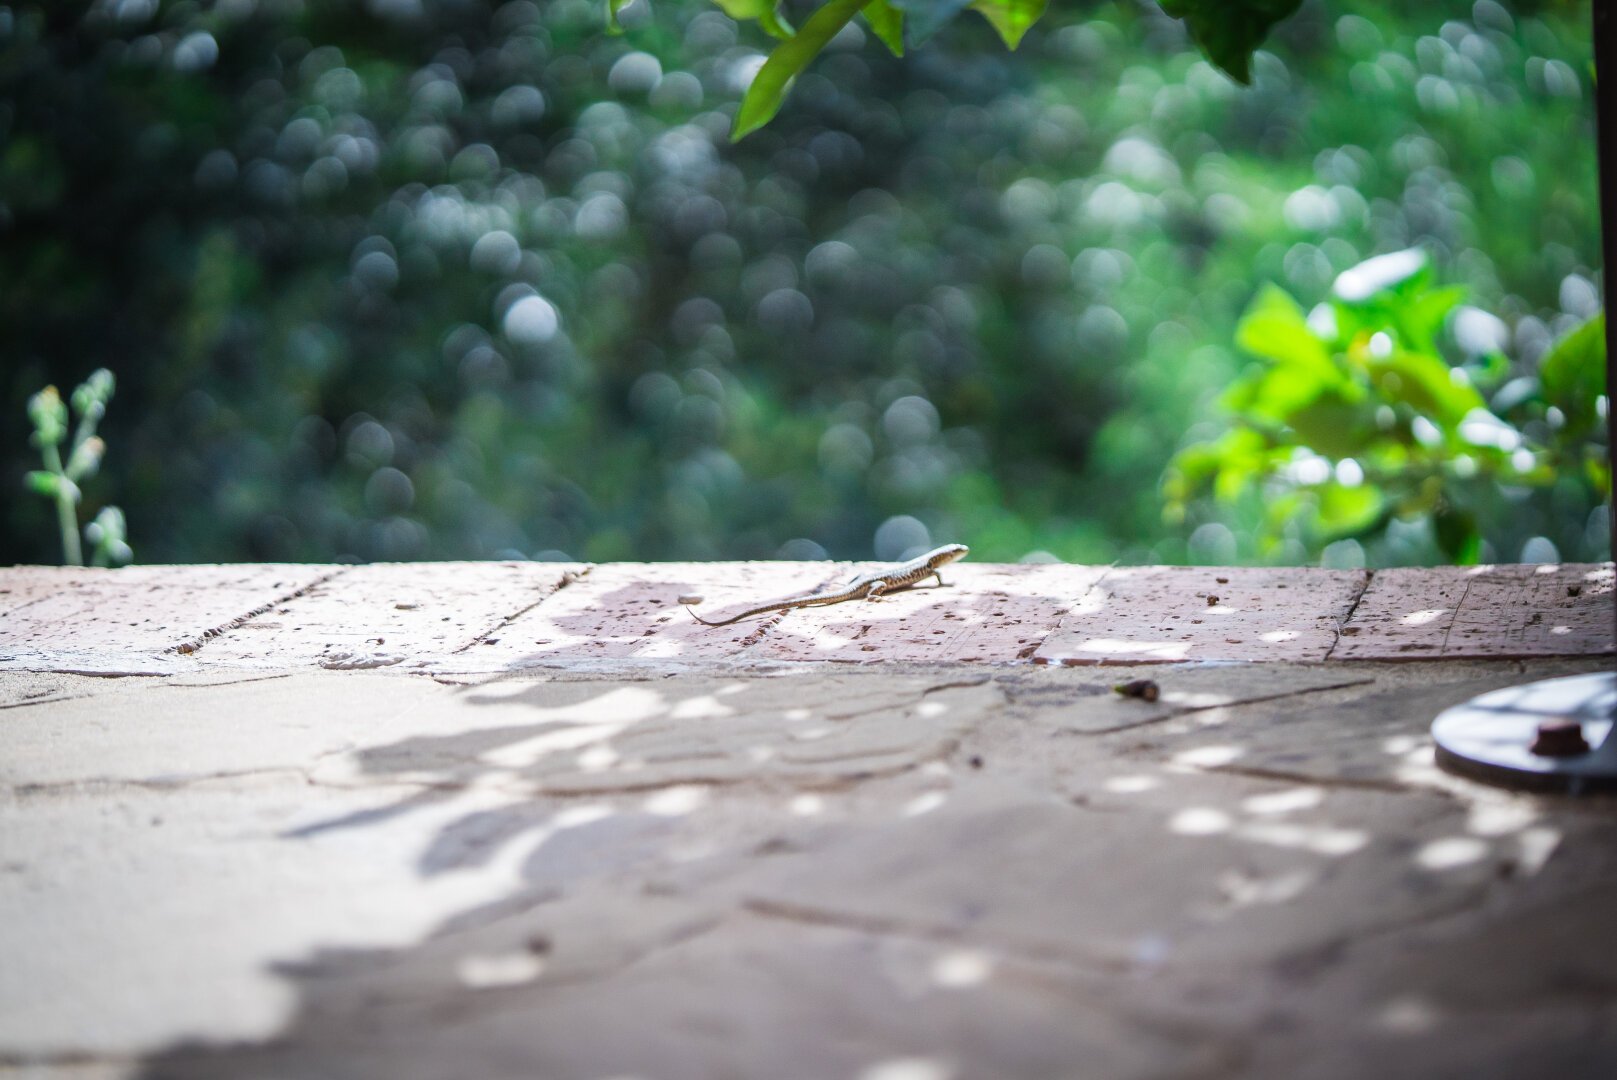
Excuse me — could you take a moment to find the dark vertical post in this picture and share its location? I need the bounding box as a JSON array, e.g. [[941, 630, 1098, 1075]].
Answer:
[[1598, 1, 1617, 646]]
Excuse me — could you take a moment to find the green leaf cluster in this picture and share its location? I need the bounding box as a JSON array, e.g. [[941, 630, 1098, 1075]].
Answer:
[[1166, 254, 1608, 563], [661, 0, 1307, 139]]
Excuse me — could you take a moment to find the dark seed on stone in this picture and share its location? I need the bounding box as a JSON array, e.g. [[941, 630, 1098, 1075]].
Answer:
[[1114, 678, 1160, 702]]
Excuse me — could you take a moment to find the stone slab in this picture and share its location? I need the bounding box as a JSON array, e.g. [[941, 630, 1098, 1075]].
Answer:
[[1032, 566, 1368, 665], [2, 662, 1615, 1079], [0, 564, 336, 673], [189, 562, 587, 671], [446, 561, 848, 670], [751, 563, 1109, 664], [1330, 563, 1615, 660]]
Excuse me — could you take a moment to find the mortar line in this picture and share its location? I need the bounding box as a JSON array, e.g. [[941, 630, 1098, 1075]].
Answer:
[[1323, 568, 1375, 662], [1439, 574, 1474, 657], [452, 564, 594, 654], [165, 566, 351, 657]]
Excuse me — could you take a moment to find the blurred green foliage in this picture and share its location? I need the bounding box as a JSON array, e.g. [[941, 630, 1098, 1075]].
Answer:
[[1166, 252, 1606, 565], [0, 0, 1606, 567]]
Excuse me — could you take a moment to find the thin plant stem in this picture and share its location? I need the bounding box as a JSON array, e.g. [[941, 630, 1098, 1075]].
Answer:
[[41, 443, 82, 566]]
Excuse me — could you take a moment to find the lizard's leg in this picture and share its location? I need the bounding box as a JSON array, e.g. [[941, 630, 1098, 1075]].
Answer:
[[865, 579, 889, 601]]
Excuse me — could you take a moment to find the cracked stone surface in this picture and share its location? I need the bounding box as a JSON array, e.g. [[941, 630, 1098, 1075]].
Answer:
[[1, 562, 1614, 1079]]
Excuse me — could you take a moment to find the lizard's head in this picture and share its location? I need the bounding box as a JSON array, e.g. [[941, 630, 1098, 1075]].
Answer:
[[926, 543, 970, 569]]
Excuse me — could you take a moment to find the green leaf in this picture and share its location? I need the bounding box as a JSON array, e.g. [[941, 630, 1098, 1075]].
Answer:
[[863, 0, 905, 56], [714, 0, 796, 39], [1365, 349, 1486, 426], [733, 0, 867, 141], [25, 470, 59, 497], [1315, 482, 1384, 538], [1286, 395, 1370, 460], [605, 0, 630, 33], [1158, 0, 1304, 84], [1235, 285, 1339, 382], [1539, 314, 1606, 433], [970, 0, 1048, 49]]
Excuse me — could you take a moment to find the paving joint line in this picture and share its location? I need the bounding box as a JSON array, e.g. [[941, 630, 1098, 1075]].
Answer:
[[452, 564, 595, 655], [165, 566, 352, 657], [1323, 568, 1375, 662]]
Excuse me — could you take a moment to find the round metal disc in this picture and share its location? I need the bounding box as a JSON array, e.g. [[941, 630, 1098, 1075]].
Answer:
[[1431, 671, 1617, 794]]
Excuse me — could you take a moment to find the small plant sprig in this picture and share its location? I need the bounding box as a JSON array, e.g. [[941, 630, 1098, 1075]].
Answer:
[[26, 369, 133, 567]]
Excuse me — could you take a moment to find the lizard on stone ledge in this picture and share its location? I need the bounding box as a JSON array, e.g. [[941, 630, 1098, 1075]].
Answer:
[[687, 543, 970, 627]]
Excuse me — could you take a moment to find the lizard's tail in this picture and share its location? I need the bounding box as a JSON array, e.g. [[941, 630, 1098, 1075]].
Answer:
[[686, 606, 735, 627]]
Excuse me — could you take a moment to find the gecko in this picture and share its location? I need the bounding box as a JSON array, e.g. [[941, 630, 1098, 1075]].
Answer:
[[686, 543, 970, 627]]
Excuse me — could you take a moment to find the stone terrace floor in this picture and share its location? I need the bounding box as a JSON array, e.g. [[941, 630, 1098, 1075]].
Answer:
[[1, 560, 1614, 1080]]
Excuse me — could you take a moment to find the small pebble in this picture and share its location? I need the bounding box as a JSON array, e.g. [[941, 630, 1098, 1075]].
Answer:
[[678, 594, 704, 605]]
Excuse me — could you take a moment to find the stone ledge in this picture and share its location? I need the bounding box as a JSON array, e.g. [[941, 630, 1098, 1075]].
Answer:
[[0, 561, 1610, 674]]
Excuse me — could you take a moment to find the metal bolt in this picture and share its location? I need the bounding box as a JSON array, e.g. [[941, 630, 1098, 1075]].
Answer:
[[1530, 720, 1591, 757]]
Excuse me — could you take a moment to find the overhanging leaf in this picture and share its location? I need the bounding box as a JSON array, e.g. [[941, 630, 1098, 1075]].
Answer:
[[1158, 0, 1304, 84], [733, 0, 867, 140], [971, 0, 1048, 49], [863, 0, 905, 55]]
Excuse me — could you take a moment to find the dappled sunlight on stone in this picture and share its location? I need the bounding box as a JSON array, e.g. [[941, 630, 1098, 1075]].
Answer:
[[1334, 564, 1616, 659], [902, 791, 949, 818], [1170, 744, 1245, 770], [1214, 868, 1316, 910], [789, 793, 825, 816], [477, 687, 665, 768], [1414, 836, 1491, 871], [1464, 800, 1538, 837], [1376, 995, 1443, 1035], [930, 949, 994, 989], [1035, 566, 1369, 665], [1515, 827, 1562, 876], [641, 784, 710, 817], [1169, 807, 1233, 836], [1237, 822, 1371, 857], [669, 693, 735, 720], [1241, 787, 1325, 815], [859, 1057, 956, 1080], [755, 563, 1109, 664], [456, 950, 544, 990]]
